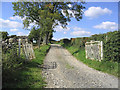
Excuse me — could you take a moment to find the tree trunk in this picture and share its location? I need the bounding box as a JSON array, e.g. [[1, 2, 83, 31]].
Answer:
[[48, 32, 53, 43], [42, 32, 49, 45], [38, 36, 42, 49]]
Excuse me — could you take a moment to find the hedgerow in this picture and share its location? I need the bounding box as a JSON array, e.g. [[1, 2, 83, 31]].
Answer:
[[61, 30, 120, 62]]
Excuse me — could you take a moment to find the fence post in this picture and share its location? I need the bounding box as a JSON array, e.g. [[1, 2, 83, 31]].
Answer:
[[0, 32, 2, 90], [85, 43, 88, 59], [101, 41, 103, 60], [18, 38, 21, 57]]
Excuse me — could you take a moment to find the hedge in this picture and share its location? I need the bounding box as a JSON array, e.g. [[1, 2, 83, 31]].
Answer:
[[60, 31, 120, 62]]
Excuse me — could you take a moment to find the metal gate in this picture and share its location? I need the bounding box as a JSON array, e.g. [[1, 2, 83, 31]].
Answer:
[[85, 40, 103, 61]]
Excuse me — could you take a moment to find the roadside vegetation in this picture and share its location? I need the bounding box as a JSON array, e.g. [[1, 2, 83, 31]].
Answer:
[[3, 1, 86, 88], [63, 45, 118, 77], [58, 30, 120, 77], [3, 45, 50, 88]]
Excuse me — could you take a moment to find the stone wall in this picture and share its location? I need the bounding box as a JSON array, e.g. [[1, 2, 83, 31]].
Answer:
[[2, 37, 35, 60]]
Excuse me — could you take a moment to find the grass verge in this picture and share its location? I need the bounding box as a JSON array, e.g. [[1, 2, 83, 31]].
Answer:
[[3, 45, 50, 88], [63, 45, 118, 77]]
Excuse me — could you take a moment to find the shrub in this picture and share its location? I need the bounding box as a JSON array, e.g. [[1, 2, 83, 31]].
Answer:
[[62, 30, 120, 62], [2, 43, 26, 83], [104, 31, 120, 62]]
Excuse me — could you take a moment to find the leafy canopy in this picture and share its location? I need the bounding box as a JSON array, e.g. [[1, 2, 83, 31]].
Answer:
[[12, 2, 85, 29]]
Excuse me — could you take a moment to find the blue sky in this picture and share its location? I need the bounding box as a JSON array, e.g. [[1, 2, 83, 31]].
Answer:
[[0, 2, 118, 41]]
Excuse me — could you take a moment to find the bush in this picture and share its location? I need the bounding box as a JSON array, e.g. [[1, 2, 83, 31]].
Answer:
[[103, 31, 120, 62], [2, 43, 26, 84], [61, 30, 120, 62]]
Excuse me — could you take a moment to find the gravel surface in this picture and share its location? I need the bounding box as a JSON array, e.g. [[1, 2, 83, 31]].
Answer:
[[42, 44, 118, 88]]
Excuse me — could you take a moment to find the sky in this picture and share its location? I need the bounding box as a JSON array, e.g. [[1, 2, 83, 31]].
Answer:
[[0, 2, 118, 41]]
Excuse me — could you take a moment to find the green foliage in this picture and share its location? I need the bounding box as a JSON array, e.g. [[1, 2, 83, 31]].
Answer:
[[3, 45, 50, 88], [103, 31, 120, 62], [72, 37, 91, 48], [2, 43, 26, 87], [12, 2, 85, 44], [61, 31, 119, 62], [9, 35, 17, 38], [32, 45, 50, 65], [63, 46, 118, 77], [1, 31, 8, 40], [90, 31, 120, 62], [28, 27, 41, 42], [2, 44, 25, 72], [59, 30, 119, 76], [59, 38, 71, 46]]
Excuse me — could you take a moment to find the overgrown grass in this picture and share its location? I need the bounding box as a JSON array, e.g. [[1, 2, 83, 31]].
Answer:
[[3, 45, 50, 88], [63, 45, 119, 77]]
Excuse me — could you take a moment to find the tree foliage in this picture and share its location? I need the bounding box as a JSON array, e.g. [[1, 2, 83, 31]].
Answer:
[[1, 31, 8, 41], [12, 2, 85, 45], [28, 27, 40, 42]]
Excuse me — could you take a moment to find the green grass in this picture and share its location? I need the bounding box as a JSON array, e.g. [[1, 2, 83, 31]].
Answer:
[[63, 45, 118, 77], [3, 45, 50, 88]]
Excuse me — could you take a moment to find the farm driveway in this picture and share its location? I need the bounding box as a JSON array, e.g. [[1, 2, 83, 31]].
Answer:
[[42, 44, 118, 88]]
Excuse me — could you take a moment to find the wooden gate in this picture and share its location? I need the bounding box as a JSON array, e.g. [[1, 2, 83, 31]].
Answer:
[[22, 42, 35, 60], [85, 40, 103, 61]]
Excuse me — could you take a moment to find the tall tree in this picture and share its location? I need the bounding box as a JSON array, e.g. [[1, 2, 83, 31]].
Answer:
[[28, 27, 40, 43], [12, 2, 85, 46]]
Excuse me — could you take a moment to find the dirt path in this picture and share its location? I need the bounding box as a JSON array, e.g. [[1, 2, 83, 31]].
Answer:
[[42, 44, 118, 88]]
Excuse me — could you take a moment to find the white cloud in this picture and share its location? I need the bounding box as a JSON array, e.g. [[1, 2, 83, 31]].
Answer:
[[73, 27, 84, 31], [93, 21, 118, 30], [0, 29, 7, 32], [10, 28, 18, 32], [68, 4, 72, 8], [28, 23, 34, 29], [54, 26, 70, 32], [27, 21, 38, 29], [52, 37, 59, 41], [17, 32, 27, 36], [9, 16, 26, 21], [71, 27, 91, 36], [84, 7, 112, 18], [61, 9, 79, 17], [61, 10, 66, 17], [17, 31, 30, 36], [9, 16, 22, 21], [0, 18, 22, 28], [71, 30, 91, 36], [17, 32, 24, 36], [52, 37, 70, 41]]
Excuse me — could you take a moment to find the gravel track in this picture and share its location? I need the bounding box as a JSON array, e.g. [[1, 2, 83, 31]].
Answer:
[[42, 44, 118, 88]]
